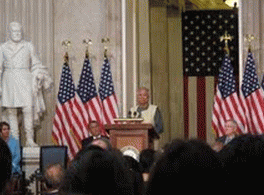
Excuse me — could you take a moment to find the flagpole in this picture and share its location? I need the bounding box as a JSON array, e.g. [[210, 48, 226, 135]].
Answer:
[[132, 0, 137, 107], [238, 0, 243, 87], [122, 0, 127, 117]]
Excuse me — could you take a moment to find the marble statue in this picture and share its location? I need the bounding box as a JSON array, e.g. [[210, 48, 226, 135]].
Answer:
[[0, 21, 52, 147]]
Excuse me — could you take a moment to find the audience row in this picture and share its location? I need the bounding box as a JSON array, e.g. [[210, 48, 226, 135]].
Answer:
[[1, 134, 264, 194]]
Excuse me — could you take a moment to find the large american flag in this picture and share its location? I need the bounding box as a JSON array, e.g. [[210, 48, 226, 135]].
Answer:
[[99, 58, 119, 124], [182, 10, 238, 141], [241, 52, 264, 134], [212, 55, 246, 137], [52, 63, 84, 160], [76, 58, 106, 135]]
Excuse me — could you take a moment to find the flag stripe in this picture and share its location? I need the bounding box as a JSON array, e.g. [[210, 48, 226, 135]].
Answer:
[[52, 63, 83, 160], [241, 52, 264, 135], [103, 95, 118, 123], [60, 102, 80, 149], [212, 55, 247, 138], [99, 58, 119, 125], [212, 94, 225, 137], [73, 97, 89, 137], [185, 76, 218, 141], [68, 100, 85, 142], [56, 103, 78, 159], [76, 58, 107, 137], [197, 77, 206, 141], [189, 77, 197, 139], [57, 104, 76, 158], [184, 76, 189, 139], [247, 91, 264, 134], [62, 100, 82, 146]]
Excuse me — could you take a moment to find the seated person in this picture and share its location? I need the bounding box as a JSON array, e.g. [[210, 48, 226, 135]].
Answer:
[[0, 137, 12, 194], [212, 119, 239, 152], [129, 87, 163, 135], [43, 164, 64, 195], [0, 122, 21, 174], [82, 121, 109, 149]]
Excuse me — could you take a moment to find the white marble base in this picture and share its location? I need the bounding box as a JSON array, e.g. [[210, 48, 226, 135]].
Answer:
[[23, 147, 40, 194]]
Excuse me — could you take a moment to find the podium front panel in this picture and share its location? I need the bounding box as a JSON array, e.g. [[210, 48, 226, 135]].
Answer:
[[110, 130, 148, 152]]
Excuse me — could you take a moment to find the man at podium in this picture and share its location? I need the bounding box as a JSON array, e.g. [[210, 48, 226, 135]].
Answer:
[[129, 87, 163, 136]]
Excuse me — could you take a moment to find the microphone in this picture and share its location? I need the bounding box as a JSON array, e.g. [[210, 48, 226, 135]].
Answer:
[[127, 111, 132, 118], [133, 111, 137, 118]]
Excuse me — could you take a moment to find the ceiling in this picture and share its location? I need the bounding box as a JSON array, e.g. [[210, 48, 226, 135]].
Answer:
[[149, 0, 238, 10]]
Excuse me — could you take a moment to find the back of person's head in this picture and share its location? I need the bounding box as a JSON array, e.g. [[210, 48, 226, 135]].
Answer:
[[60, 146, 133, 195], [139, 149, 155, 173], [44, 163, 64, 190], [219, 134, 264, 188], [146, 139, 223, 194], [123, 155, 141, 173], [0, 137, 12, 193], [91, 137, 112, 151]]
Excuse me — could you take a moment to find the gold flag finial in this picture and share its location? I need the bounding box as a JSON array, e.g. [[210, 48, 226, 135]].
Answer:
[[83, 39, 92, 59], [220, 31, 233, 55], [62, 40, 71, 64], [102, 37, 110, 58], [245, 34, 255, 52]]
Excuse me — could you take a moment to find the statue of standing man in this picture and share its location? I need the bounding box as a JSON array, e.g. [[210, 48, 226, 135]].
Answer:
[[0, 22, 52, 147]]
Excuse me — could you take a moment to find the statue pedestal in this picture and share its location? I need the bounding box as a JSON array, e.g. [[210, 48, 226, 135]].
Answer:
[[23, 147, 40, 194]]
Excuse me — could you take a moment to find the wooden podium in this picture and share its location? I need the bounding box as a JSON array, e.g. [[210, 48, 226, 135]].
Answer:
[[105, 123, 159, 152]]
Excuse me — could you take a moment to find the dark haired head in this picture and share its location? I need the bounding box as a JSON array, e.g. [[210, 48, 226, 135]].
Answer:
[[139, 149, 155, 173], [60, 148, 133, 195], [0, 122, 10, 133], [146, 139, 223, 194], [219, 134, 264, 189], [88, 120, 99, 128]]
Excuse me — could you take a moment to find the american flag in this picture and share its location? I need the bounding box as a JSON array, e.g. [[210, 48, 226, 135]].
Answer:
[[182, 10, 238, 76], [76, 58, 106, 135], [241, 52, 264, 134], [212, 55, 246, 137], [182, 10, 238, 141], [52, 63, 84, 160], [99, 58, 119, 124]]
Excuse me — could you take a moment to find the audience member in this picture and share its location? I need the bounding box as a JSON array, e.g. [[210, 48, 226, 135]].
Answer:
[[0, 121, 21, 174], [0, 137, 12, 194], [218, 134, 264, 191], [43, 164, 64, 195], [81, 121, 109, 149], [146, 139, 223, 194], [139, 149, 156, 183], [91, 137, 112, 150], [123, 155, 143, 195], [59, 145, 133, 195]]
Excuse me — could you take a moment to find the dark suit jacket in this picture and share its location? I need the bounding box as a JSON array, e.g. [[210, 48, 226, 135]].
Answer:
[[216, 136, 228, 144], [217, 135, 237, 145], [81, 136, 108, 149]]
